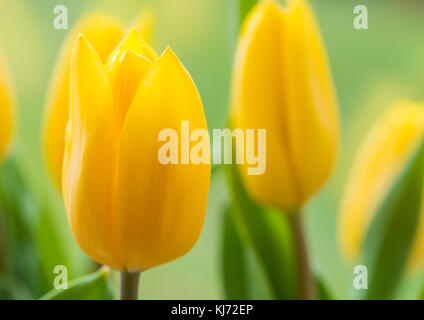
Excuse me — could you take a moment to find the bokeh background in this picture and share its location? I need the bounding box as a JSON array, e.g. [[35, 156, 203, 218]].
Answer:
[[1, 0, 424, 299]]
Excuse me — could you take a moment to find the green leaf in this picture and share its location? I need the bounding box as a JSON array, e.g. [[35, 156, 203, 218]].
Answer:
[[0, 272, 33, 300], [244, 246, 274, 299], [221, 206, 249, 299], [40, 267, 115, 300], [34, 192, 91, 293], [239, 0, 257, 25], [360, 139, 424, 299], [0, 155, 90, 296], [225, 164, 297, 299], [419, 280, 424, 300], [221, 205, 276, 299], [0, 159, 45, 296], [316, 276, 334, 300]]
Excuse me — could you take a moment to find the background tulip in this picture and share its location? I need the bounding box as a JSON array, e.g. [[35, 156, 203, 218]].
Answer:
[[43, 13, 152, 189], [62, 30, 210, 297], [339, 101, 424, 272], [230, 0, 339, 212], [0, 51, 15, 163], [229, 0, 339, 300]]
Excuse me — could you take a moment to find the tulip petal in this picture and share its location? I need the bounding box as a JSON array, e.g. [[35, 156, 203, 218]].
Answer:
[[0, 52, 15, 162], [43, 14, 123, 188], [113, 47, 210, 271], [127, 10, 155, 44], [108, 50, 153, 128], [105, 30, 157, 127], [62, 35, 122, 269], [339, 102, 424, 267], [284, 0, 339, 203], [106, 30, 158, 69], [76, 15, 125, 63]]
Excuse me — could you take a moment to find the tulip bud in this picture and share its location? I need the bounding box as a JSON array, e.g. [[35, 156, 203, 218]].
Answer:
[[43, 13, 153, 189], [339, 101, 424, 271], [0, 51, 15, 163], [62, 31, 210, 271], [230, 0, 339, 212]]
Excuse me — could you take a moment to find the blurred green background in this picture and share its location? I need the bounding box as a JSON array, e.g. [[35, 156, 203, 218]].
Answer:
[[1, 0, 424, 299]]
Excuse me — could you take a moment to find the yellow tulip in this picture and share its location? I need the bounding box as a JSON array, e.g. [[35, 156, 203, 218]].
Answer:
[[62, 30, 210, 271], [128, 10, 154, 44], [230, 0, 339, 212], [43, 13, 153, 188], [0, 51, 15, 163], [339, 101, 424, 271]]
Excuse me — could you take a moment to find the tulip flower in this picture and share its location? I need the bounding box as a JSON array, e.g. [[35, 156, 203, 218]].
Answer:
[[0, 51, 15, 163], [43, 13, 152, 188], [230, 0, 339, 299], [230, 0, 339, 212], [62, 30, 210, 298], [339, 101, 424, 272], [229, 0, 339, 299]]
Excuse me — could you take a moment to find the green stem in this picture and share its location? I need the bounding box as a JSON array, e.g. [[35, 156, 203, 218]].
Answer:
[[288, 212, 316, 300], [120, 271, 140, 300]]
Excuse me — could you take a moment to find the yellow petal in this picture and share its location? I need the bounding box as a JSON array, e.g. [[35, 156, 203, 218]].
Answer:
[[62, 35, 122, 270], [231, 0, 339, 211], [106, 30, 158, 69], [0, 51, 15, 163], [76, 15, 125, 63], [283, 0, 339, 205], [108, 49, 153, 128], [105, 30, 157, 127], [127, 10, 155, 44], [113, 47, 210, 271], [232, 1, 297, 210], [339, 102, 424, 270], [43, 14, 123, 189]]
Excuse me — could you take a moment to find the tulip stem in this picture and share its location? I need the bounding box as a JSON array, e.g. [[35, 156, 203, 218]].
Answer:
[[120, 271, 140, 300], [288, 212, 316, 300]]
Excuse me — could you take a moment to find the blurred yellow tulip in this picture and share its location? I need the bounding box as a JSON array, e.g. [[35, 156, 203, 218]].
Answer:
[[230, 0, 339, 212], [0, 51, 15, 163], [339, 101, 424, 271], [62, 30, 210, 271], [43, 13, 153, 189], [128, 10, 154, 44]]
